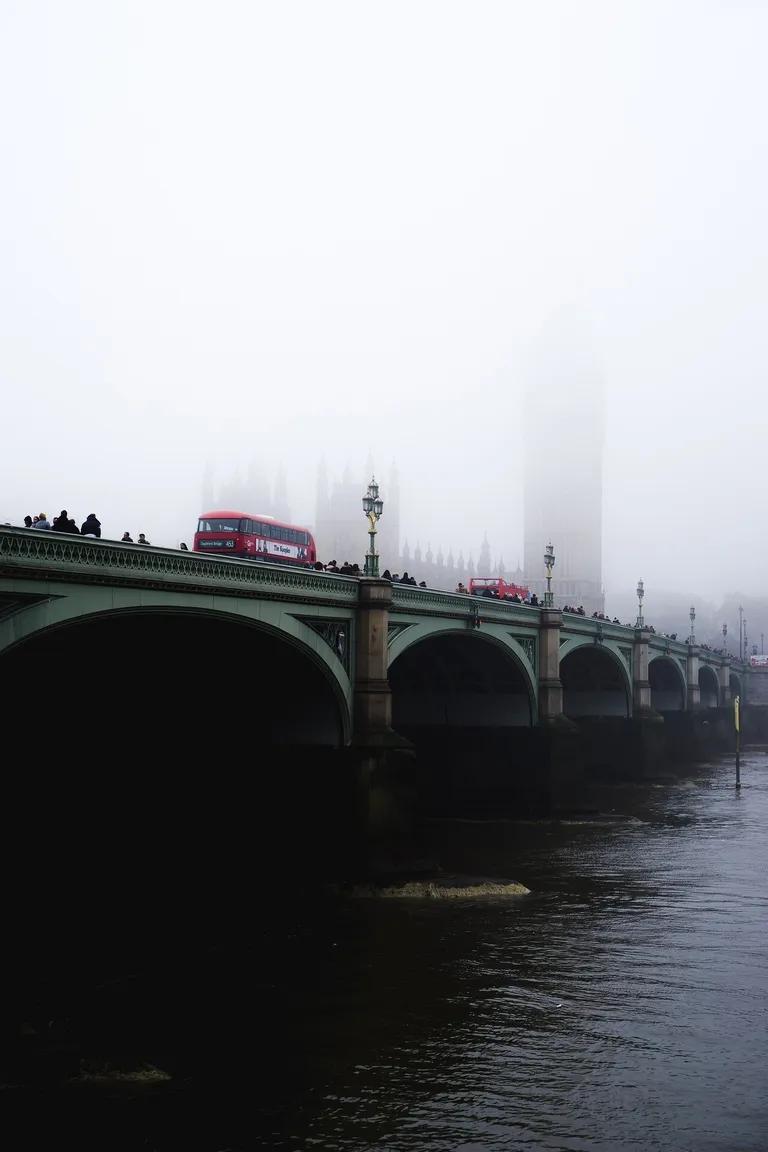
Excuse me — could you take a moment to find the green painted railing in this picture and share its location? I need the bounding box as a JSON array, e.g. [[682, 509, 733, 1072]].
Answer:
[[0, 526, 357, 601]]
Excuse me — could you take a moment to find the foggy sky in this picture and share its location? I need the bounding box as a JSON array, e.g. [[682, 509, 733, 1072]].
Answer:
[[2, 1, 767, 606]]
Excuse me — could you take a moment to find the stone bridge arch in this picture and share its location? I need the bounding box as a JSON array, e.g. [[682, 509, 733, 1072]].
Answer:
[[387, 622, 537, 724], [698, 663, 720, 709], [387, 625, 538, 815], [559, 640, 631, 718], [649, 654, 687, 712], [0, 597, 352, 745]]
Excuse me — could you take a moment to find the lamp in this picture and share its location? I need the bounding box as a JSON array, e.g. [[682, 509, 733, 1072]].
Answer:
[[543, 542, 555, 608], [636, 579, 644, 629], [362, 477, 383, 577]]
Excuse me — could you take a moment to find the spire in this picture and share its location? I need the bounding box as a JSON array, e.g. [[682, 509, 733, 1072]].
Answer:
[[479, 532, 491, 575], [316, 459, 329, 516], [273, 465, 290, 521]]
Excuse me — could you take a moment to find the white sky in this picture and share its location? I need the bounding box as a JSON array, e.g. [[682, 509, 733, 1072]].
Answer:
[[1, 1, 766, 602]]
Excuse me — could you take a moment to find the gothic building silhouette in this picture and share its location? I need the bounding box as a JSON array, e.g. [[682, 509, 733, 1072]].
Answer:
[[203, 407, 604, 608]]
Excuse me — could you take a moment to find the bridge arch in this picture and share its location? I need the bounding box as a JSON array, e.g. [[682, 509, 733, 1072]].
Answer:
[[698, 664, 720, 709], [387, 627, 538, 815], [560, 642, 631, 718], [1, 603, 351, 745], [388, 628, 536, 728], [649, 655, 686, 712]]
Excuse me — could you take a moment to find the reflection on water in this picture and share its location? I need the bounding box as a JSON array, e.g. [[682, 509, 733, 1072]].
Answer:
[[9, 754, 768, 1151]]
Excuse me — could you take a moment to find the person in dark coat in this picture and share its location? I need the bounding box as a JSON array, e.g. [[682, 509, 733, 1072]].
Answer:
[[52, 511, 79, 534], [81, 513, 101, 537]]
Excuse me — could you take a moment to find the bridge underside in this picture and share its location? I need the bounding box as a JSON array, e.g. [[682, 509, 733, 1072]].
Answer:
[[3, 611, 345, 746], [561, 647, 629, 718], [2, 612, 356, 974], [388, 633, 546, 815], [650, 657, 685, 712]]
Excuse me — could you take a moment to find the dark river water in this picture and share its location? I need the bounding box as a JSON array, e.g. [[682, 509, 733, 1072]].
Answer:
[[10, 752, 768, 1151]]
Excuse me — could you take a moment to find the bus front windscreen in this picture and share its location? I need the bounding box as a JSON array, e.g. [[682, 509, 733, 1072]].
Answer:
[[198, 518, 242, 533]]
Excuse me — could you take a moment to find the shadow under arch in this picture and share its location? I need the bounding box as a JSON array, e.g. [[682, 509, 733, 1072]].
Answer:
[[560, 644, 630, 718], [388, 630, 540, 817], [1, 609, 360, 1000], [649, 655, 686, 712], [698, 663, 720, 709], [1, 604, 349, 746], [729, 671, 742, 699], [389, 629, 535, 729]]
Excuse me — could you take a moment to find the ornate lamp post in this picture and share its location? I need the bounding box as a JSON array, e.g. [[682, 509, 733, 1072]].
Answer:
[[362, 476, 383, 577], [689, 605, 696, 646], [722, 622, 727, 654], [543, 541, 555, 607], [636, 579, 645, 629]]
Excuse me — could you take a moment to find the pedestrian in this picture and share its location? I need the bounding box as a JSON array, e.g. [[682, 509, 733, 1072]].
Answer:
[[23, 515, 33, 528], [80, 513, 101, 538], [33, 513, 51, 530], [121, 532, 133, 542], [137, 533, 151, 545], [52, 510, 79, 534], [179, 542, 189, 551]]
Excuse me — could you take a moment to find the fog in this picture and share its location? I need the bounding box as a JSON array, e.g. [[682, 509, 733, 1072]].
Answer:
[[2, 2, 767, 612]]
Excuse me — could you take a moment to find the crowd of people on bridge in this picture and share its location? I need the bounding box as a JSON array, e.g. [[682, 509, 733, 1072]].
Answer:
[[15, 514, 153, 544]]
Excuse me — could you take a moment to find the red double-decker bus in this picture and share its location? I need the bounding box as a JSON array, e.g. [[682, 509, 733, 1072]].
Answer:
[[194, 510, 317, 566], [469, 577, 530, 600]]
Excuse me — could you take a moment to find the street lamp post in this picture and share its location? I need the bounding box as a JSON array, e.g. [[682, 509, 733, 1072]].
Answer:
[[739, 604, 744, 661], [722, 622, 727, 654], [689, 605, 696, 646], [636, 579, 645, 629], [543, 542, 555, 607], [362, 476, 384, 577]]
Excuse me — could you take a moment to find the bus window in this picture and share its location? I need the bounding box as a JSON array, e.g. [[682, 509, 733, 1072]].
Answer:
[[198, 517, 241, 533]]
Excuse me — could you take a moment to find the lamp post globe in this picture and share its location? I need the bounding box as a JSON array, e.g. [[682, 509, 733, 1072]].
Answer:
[[362, 476, 383, 577], [543, 542, 555, 608]]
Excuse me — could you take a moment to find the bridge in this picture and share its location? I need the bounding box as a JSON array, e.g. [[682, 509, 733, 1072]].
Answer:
[[0, 527, 753, 828]]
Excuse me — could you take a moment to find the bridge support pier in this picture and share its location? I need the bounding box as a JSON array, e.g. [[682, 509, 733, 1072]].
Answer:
[[352, 579, 414, 871], [686, 647, 700, 711], [718, 660, 731, 706], [538, 608, 565, 722]]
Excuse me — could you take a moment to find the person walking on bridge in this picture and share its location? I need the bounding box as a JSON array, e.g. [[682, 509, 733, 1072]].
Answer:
[[81, 513, 101, 537]]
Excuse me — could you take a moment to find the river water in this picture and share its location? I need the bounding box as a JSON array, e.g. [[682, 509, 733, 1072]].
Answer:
[[11, 752, 768, 1151]]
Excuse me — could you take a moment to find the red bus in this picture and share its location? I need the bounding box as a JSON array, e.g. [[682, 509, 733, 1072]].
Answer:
[[194, 510, 317, 566], [469, 577, 530, 601]]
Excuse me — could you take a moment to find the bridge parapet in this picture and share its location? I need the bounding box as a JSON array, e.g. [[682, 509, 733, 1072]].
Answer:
[[0, 526, 356, 605], [391, 584, 540, 625]]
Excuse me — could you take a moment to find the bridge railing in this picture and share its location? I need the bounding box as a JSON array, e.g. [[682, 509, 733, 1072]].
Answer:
[[391, 584, 541, 623], [0, 526, 358, 603]]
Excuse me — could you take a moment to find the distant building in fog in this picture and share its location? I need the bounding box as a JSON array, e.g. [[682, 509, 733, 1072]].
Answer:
[[315, 462, 401, 571], [203, 458, 292, 523], [522, 343, 604, 615]]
